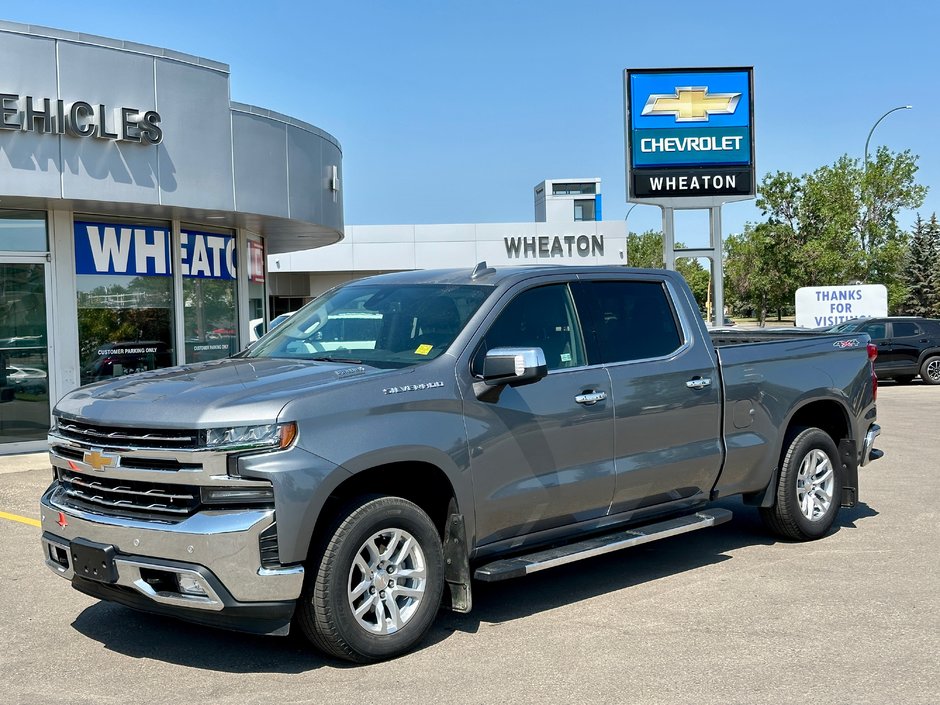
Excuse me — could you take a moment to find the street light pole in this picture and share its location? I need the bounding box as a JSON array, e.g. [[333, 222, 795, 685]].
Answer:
[[864, 105, 912, 170]]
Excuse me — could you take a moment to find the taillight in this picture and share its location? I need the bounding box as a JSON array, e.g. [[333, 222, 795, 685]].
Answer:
[[867, 343, 878, 400]]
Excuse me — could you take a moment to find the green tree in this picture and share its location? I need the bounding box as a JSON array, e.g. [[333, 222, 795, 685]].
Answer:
[[724, 222, 798, 324], [627, 229, 710, 312], [900, 214, 940, 316], [727, 149, 927, 316]]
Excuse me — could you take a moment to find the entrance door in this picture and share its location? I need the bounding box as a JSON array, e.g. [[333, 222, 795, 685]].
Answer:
[[0, 262, 50, 444]]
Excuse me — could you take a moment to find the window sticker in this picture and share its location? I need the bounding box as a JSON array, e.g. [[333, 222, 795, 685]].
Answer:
[[415, 344, 434, 355]]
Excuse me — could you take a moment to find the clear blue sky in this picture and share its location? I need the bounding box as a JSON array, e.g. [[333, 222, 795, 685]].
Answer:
[[4, 2, 938, 249]]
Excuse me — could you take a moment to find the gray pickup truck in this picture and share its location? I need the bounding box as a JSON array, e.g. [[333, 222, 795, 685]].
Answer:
[[40, 264, 882, 662]]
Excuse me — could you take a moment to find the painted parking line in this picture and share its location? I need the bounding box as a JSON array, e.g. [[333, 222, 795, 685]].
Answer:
[[0, 510, 41, 528]]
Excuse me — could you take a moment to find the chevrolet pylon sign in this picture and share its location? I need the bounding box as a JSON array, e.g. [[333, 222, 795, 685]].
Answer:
[[624, 67, 755, 201]]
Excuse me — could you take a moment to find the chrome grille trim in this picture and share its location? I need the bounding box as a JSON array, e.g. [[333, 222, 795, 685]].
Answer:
[[56, 420, 198, 449], [58, 469, 200, 518], [65, 474, 197, 502]]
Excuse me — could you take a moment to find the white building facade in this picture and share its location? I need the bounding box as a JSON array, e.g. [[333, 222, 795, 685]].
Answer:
[[0, 22, 343, 451], [269, 179, 624, 309]]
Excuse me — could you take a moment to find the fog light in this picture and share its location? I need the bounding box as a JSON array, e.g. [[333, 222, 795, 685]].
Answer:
[[177, 574, 208, 596]]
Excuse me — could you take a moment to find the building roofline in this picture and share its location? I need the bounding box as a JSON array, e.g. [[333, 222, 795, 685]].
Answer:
[[0, 20, 230, 73]]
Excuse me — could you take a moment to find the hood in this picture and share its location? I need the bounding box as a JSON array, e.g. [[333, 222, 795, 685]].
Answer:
[[54, 358, 395, 428]]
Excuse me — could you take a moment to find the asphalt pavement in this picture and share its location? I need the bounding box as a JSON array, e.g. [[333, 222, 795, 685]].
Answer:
[[0, 383, 937, 705]]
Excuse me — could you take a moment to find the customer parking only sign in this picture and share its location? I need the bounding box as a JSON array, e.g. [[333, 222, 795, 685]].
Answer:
[[795, 284, 889, 328]]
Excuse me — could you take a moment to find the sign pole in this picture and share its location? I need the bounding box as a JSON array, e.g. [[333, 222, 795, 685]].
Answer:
[[662, 207, 676, 270], [710, 205, 724, 328]]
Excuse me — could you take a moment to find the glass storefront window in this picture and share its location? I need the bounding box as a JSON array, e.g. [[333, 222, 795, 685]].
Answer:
[[0, 209, 48, 252], [0, 263, 49, 442], [182, 227, 237, 363], [247, 238, 265, 339], [74, 220, 175, 385]]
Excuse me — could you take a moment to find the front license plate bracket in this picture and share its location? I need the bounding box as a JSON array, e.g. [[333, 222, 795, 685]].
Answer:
[[70, 537, 118, 583]]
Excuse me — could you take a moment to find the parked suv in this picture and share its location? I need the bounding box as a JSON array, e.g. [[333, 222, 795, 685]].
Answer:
[[829, 316, 940, 384]]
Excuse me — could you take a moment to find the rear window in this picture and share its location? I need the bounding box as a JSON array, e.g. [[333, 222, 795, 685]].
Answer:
[[574, 281, 683, 363]]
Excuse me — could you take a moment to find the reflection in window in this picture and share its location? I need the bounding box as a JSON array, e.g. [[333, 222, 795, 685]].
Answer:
[[0, 209, 48, 252], [0, 263, 49, 442], [182, 228, 238, 363], [74, 220, 175, 385], [576, 281, 683, 363], [573, 199, 596, 221], [247, 238, 265, 340], [474, 285, 585, 372]]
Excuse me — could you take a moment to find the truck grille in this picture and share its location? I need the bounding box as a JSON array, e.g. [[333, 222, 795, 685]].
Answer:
[[57, 468, 200, 519], [56, 419, 198, 450]]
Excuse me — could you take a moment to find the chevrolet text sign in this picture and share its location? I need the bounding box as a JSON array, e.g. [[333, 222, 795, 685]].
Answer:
[[624, 67, 755, 200], [795, 284, 888, 328]]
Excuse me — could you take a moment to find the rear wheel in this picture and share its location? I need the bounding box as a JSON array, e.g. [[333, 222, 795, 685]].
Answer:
[[920, 356, 940, 385], [761, 427, 842, 541], [299, 496, 444, 662]]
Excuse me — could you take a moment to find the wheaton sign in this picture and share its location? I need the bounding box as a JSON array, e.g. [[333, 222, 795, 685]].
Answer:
[[624, 68, 755, 201], [504, 234, 604, 259]]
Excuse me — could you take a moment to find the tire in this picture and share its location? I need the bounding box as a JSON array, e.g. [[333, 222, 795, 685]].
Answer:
[[920, 355, 940, 385], [893, 375, 915, 385], [299, 496, 444, 663], [760, 428, 842, 541]]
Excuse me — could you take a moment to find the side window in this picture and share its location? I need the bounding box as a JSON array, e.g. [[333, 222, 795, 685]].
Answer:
[[891, 321, 919, 338], [472, 284, 585, 373], [863, 323, 886, 340], [576, 280, 683, 363]]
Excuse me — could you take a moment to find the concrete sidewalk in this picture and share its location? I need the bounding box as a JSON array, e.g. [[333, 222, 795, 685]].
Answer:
[[0, 451, 48, 475]]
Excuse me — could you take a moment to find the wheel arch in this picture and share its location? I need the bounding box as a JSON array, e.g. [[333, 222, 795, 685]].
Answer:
[[307, 459, 460, 564], [753, 397, 852, 508], [917, 347, 940, 367]]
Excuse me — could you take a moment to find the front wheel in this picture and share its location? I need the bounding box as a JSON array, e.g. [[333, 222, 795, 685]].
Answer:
[[920, 356, 940, 385], [299, 496, 444, 662], [760, 427, 842, 541]]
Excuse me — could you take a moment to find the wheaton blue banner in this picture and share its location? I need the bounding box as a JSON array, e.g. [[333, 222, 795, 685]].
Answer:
[[625, 67, 755, 199], [75, 221, 236, 279]]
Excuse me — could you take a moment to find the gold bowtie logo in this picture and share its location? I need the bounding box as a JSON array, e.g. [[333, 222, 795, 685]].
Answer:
[[83, 449, 120, 472], [641, 87, 741, 122]]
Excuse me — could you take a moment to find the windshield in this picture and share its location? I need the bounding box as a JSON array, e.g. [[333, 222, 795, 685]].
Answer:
[[827, 319, 867, 332], [245, 282, 492, 368]]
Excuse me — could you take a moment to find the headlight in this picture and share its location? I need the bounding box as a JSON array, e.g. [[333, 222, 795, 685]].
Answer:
[[201, 422, 297, 451]]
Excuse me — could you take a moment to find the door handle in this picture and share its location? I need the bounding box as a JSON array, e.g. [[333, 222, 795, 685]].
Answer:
[[686, 377, 712, 390], [575, 391, 607, 405]]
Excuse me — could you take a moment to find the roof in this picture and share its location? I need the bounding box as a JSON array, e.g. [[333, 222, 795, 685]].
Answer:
[[345, 264, 678, 288]]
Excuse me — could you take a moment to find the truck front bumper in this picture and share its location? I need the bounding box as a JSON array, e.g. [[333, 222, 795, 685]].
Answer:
[[40, 483, 304, 636]]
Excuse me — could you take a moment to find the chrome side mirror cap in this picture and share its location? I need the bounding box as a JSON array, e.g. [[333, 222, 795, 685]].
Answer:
[[481, 347, 548, 387]]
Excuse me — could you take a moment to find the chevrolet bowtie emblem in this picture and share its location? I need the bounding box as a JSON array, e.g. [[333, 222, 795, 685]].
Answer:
[[83, 449, 120, 472], [641, 86, 741, 122]]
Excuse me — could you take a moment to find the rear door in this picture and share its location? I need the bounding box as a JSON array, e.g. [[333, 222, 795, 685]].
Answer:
[[884, 320, 927, 374], [572, 276, 723, 514], [460, 281, 615, 547]]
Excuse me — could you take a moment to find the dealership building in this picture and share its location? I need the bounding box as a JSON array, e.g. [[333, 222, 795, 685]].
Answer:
[[0, 22, 343, 451], [268, 178, 628, 312]]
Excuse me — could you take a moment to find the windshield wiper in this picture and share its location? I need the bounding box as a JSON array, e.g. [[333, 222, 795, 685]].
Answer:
[[309, 355, 363, 364]]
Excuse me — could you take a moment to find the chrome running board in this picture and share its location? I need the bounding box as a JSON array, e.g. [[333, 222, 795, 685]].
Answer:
[[474, 508, 732, 582]]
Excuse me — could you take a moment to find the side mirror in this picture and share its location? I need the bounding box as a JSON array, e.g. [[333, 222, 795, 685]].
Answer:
[[481, 347, 548, 387]]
